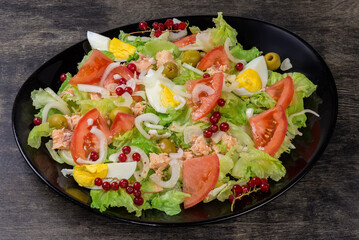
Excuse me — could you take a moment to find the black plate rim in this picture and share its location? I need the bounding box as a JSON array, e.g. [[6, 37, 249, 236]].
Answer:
[[12, 15, 338, 226]]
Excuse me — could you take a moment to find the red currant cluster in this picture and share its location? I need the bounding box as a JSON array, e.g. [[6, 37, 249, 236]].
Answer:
[[115, 63, 139, 96], [118, 146, 141, 162], [138, 19, 187, 38], [228, 177, 270, 209], [203, 100, 229, 138], [94, 178, 144, 205]]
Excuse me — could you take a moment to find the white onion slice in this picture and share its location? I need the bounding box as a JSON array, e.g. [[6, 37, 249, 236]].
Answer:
[[183, 63, 204, 76], [45, 88, 68, 106], [130, 146, 150, 181], [132, 91, 147, 100], [288, 109, 319, 136], [149, 159, 181, 188], [144, 122, 164, 129], [224, 38, 247, 65], [99, 62, 121, 87], [211, 131, 226, 143], [173, 96, 186, 110], [76, 126, 107, 165], [222, 75, 238, 92], [169, 121, 188, 132], [184, 125, 203, 144], [192, 84, 214, 103], [59, 150, 76, 166], [61, 169, 74, 177], [113, 92, 133, 107], [126, 78, 136, 91], [246, 108, 254, 119], [179, 45, 203, 51], [169, 148, 183, 159], [135, 113, 160, 139], [78, 84, 110, 98], [280, 58, 293, 71], [169, 29, 187, 41], [42, 101, 71, 122]]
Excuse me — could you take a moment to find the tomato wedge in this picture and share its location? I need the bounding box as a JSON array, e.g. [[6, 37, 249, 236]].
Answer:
[[248, 105, 287, 156], [265, 76, 294, 109], [103, 66, 134, 86], [71, 108, 111, 164], [182, 155, 220, 209], [185, 72, 223, 121], [197, 46, 231, 71], [70, 49, 113, 85], [110, 113, 135, 136], [172, 34, 197, 48]]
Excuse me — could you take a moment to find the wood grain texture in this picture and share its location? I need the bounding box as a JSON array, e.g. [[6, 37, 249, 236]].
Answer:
[[1, 0, 358, 239]]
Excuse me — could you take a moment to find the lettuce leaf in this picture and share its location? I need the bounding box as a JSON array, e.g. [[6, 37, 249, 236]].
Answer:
[[30, 88, 56, 109], [218, 154, 234, 180], [151, 190, 190, 216], [227, 123, 254, 147], [211, 12, 238, 47], [27, 122, 53, 149], [214, 92, 247, 125], [45, 140, 64, 164], [142, 39, 180, 58], [230, 45, 262, 63], [231, 146, 286, 181], [145, 105, 191, 127], [245, 92, 277, 114], [77, 97, 123, 116], [57, 73, 72, 94], [172, 61, 202, 85], [118, 30, 148, 52]]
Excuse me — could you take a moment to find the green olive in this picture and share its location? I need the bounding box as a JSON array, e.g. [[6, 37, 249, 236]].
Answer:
[[159, 139, 176, 154], [109, 107, 133, 121], [181, 50, 201, 66], [48, 114, 68, 129], [264, 52, 281, 71], [162, 62, 179, 79]]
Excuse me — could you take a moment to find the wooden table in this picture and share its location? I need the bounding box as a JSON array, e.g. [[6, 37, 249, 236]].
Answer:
[[1, 0, 358, 239]]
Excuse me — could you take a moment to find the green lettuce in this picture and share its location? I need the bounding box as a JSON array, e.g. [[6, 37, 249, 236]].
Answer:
[[30, 88, 56, 109], [245, 92, 277, 114], [273, 134, 295, 159], [142, 39, 180, 58], [90, 189, 151, 216], [172, 60, 202, 85], [57, 73, 72, 94], [211, 12, 238, 47], [189, 26, 201, 34], [118, 30, 149, 52], [227, 123, 254, 147], [77, 97, 123, 116], [219, 154, 234, 180], [231, 146, 286, 181], [230, 45, 262, 63], [28, 122, 53, 149], [145, 105, 192, 127], [151, 190, 190, 216], [78, 50, 115, 69], [45, 140, 64, 164], [214, 92, 247, 125]]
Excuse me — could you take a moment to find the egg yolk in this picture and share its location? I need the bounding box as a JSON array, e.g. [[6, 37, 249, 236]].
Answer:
[[73, 164, 108, 187], [109, 38, 136, 60], [161, 85, 180, 108], [236, 69, 262, 92]]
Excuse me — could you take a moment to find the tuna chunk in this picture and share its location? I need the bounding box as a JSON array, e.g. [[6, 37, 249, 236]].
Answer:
[[133, 53, 154, 72], [190, 135, 212, 156], [131, 102, 146, 116], [149, 153, 172, 177], [52, 129, 73, 150], [222, 133, 238, 151], [156, 50, 176, 68], [65, 114, 81, 131]]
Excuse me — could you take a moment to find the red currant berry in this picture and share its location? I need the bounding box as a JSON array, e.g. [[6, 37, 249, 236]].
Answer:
[[261, 178, 268, 184], [172, 23, 179, 30], [33, 117, 42, 126], [118, 78, 127, 85], [119, 153, 127, 162], [235, 63, 244, 71], [232, 184, 243, 196], [210, 115, 219, 124], [242, 185, 249, 193], [94, 178, 103, 186], [139, 21, 148, 31], [260, 183, 270, 192], [251, 177, 262, 186], [126, 186, 134, 194], [217, 98, 225, 106], [164, 19, 174, 29], [102, 182, 111, 191], [154, 29, 162, 37], [111, 181, 119, 190], [124, 87, 133, 95], [132, 152, 141, 161], [60, 73, 67, 82], [119, 179, 128, 189], [127, 63, 137, 72], [178, 22, 186, 30], [247, 180, 255, 189], [133, 182, 141, 190], [209, 124, 218, 133], [203, 73, 210, 78], [220, 122, 229, 132], [228, 194, 235, 203], [122, 146, 131, 154], [133, 189, 141, 198], [204, 129, 213, 138], [90, 151, 99, 161], [212, 111, 221, 119], [152, 22, 159, 29], [116, 87, 125, 96], [134, 197, 144, 206], [158, 23, 165, 31], [135, 71, 140, 78]]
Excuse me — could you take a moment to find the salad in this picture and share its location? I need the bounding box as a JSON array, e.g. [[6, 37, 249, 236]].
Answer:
[[27, 13, 318, 216]]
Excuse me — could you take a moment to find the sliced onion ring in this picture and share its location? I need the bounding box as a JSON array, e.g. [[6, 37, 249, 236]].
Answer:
[[149, 159, 181, 188], [113, 92, 133, 107], [131, 146, 150, 181], [288, 109, 319, 136], [224, 38, 247, 65], [42, 101, 71, 122], [182, 63, 204, 76], [99, 62, 122, 87], [135, 113, 160, 139], [78, 84, 110, 98], [211, 131, 226, 143], [169, 148, 183, 159], [192, 84, 214, 103], [184, 125, 203, 144]]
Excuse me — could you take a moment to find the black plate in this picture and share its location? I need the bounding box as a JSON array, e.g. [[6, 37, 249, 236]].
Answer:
[[12, 16, 337, 226]]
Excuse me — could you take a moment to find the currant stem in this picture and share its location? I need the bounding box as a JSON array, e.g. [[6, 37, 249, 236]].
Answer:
[[230, 187, 261, 211]]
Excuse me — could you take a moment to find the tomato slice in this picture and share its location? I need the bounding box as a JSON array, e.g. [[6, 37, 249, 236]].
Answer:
[[185, 72, 223, 121], [196, 46, 231, 71], [71, 108, 111, 164], [103, 66, 134, 86], [172, 34, 197, 48], [182, 155, 220, 209], [70, 49, 113, 85], [249, 106, 287, 156], [110, 113, 135, 136], [265, 76, 294, 109]]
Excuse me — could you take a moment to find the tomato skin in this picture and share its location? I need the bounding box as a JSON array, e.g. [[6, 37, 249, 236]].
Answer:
[[197, 46, 231, 71], [249, 105, 287, 156], [185, 72, 223, 121], [110, 113, 135, 136], [70, 49, 113, 85], [172, 34, 197, 47], [103, 66, 134, 86], [71, 108, 111, 164], [265, 76, 294, 109], [182, 154, 220, 209]]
